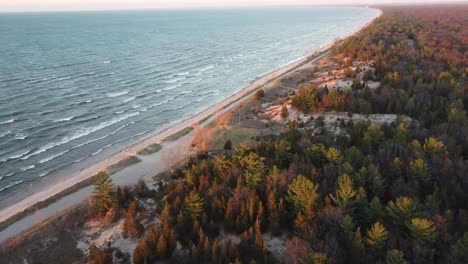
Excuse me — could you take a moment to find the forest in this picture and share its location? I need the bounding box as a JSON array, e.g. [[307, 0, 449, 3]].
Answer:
[[88, 5, 467, 264]]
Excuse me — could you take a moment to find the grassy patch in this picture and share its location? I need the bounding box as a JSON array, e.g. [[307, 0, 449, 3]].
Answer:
[[136, 143, 162, 156], [105, 155, 141, 175], [162, 127, 194, 142], [208, 127, 262, 150]]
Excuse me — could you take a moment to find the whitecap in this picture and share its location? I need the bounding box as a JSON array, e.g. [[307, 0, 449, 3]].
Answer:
[[163, 84, 181, 91], [0, 119, 14, 125], [156, 89, 162, 93], [38, 150, 69, 164], [21, 112, 140, 160], [21, 165, 35, 172], [115, 110, 125, 114], [174, 71, 189, 76], [179, 90, 193, 95], [0, 180, 24, 192], [195, 96, 209, 102], [103, 61, 111, 64], [92, 147, 104, 156], [132, 105, 141, 109], [0, 130, 11, 138], [53, 116, 75, 123], [14, 132, 28, 140], [123, 96, 136, 103], [0, 150, 31, 163], [57, 76, 72, 81], [0, 173, 14, 180], [197, 64, 215, 72], [107, 91, 129, 98], [164, 77, 186, 84], [39, 172, 49, 177]]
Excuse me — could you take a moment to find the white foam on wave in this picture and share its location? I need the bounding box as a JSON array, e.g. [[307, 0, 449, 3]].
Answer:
[[0, 180, 24, 192], [64, 121, 136, 159], [57, 76, 73, 81], [195, 96, 210, 102], [197, 64, 215, 72], [14, 132, 28, 140], [21, 112, 140, 161], [173, 71, 189, 77], [82, 72, 96, 76], [179, 90, 193, 95], [53, 116, 75, 123], [164, 77, 186, 84], [38, 150, 70, 164], [152, 96, 175, 108], [107, 91, 129, 98], [91, 130, 147, 157], [103, 61, 111, 64], [123, 96, 136, 103], [0, 150, 31, 163], [163, 84, 182, 91], [21, 164, 35, 172], [0, 119, 14, 125], [115, 110, 125, 114], [0, 173, 14, 181], [0, 130, 11, 138]]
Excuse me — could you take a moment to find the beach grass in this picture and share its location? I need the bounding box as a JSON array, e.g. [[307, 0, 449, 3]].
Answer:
[[196, 114, 214, 126], [162, 127, 194, 142], [136, 143, 162, 156], [208, 127, 261, 150], [105, 155, 141, 175]]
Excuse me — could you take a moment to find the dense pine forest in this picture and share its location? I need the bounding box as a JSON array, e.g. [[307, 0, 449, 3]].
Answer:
[[88, 5, 467, 264]]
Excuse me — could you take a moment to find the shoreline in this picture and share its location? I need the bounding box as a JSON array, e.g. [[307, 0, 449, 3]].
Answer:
[[0, 7, 382, 244]]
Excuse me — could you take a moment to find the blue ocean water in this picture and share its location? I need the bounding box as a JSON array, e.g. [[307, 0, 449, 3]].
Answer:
[[0, 7, 379, 199]]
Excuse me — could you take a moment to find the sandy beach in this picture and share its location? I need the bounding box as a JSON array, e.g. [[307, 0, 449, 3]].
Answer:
[[0, 8, 382, 244]]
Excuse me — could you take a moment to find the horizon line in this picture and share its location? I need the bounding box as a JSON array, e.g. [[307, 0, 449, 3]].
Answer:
[[0, 1, 466, 14]]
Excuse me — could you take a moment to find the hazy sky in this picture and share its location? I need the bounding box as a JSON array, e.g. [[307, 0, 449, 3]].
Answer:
[[0, 0, 465, 12]]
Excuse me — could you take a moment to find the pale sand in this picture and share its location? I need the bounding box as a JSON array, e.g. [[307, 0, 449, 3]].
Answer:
[[0, 8, 382, 244]]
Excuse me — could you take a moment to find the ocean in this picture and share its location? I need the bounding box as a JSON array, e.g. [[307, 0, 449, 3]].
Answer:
[[0, 7, 379, 201]]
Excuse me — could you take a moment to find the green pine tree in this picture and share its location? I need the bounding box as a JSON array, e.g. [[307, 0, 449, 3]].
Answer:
[[365, 222, 388, 248], [287, 175, 319, 213], [93, 171, 116, 213], [184, 190, 204, 222], [387, 196, 418, 225]]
